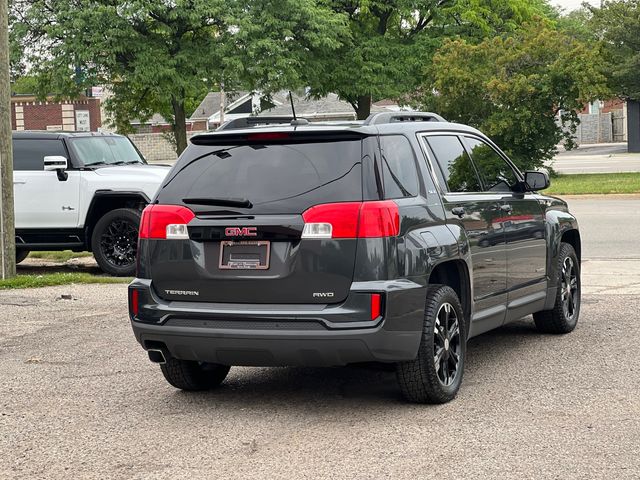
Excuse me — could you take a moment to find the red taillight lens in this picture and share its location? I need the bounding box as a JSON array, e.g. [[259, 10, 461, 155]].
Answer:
[[358, 201, 400, 238], [138, 205, 196, 239], [301, 201, 399, 239], [302, 202, 361, 238], [130, 289, 139, 316], [370, 293, 382, 320]]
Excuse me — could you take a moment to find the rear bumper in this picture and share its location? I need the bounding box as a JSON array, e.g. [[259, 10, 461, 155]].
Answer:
[[129, 278, 426, 366]]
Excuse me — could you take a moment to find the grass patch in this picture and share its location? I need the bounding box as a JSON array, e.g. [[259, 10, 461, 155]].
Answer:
[[547, 173, 640, 195], [28, 251, 93, 262], [0, 272, 130, 290]]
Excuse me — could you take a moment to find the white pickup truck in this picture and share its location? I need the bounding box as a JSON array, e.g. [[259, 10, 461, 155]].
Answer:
[[12, 131, 170, 275]]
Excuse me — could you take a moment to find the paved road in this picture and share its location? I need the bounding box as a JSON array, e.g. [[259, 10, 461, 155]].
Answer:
[[552, 143, 640, 174], [561, 195, 640, 260], [2, 197, 639, 479]]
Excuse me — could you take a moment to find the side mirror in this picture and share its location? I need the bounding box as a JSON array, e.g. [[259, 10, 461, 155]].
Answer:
[[524, 171, 550, 191], [44, 156, 68, 171], [44, 156, 69, 181]]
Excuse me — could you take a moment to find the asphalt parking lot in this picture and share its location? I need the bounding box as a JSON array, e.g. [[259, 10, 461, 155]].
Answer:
[[2, 196, 640, 479]]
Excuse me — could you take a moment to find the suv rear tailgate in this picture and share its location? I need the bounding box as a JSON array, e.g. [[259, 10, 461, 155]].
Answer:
[[146, 133, 365, 304]]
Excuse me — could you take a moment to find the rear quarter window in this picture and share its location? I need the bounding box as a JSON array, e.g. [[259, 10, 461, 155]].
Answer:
[[157, 139, 364, 215], [12, 139, 68, 171], [379, 135, 419, 199]]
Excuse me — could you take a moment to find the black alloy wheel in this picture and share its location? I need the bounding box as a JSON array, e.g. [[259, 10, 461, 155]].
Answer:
[[101, 219, 138, 267], [396, 285, 467, 404], [91, 208, 141, 276], [533, 242, 580, 334], [560, 256, 579, 322], [433, 302, 462, 387]]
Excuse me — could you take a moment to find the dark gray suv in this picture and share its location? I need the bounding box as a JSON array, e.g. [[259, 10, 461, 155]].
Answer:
[[128, 113, 581, 403]]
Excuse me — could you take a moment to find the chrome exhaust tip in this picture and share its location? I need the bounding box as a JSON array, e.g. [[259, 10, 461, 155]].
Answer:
[[147, 348, 167, 364]]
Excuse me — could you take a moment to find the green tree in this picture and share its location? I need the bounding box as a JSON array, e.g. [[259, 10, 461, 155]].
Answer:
[[13, 0, 346, 154], [305, 0, 552, 119], [416, 21, 608, 170], [555, 7, 595, 43], [591, 0, 640, 100], [10, 75, 37, 94]]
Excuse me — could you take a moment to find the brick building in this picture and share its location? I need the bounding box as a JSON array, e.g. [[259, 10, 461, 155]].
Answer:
[[11, 95, 102, 132], [580, 98, 625, 115]]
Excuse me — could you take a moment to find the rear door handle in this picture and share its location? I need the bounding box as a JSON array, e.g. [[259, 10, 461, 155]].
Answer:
[[451, 207, 466, 218], [13, 180, 26, 185], [500, 204, 513, 214]]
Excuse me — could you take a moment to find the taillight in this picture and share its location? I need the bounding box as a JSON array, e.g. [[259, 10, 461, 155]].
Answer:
[[130, 289, 139, 316], [301, 201, 399, 239], [370, 293, 382, 320], [138, 205, 196, 240]]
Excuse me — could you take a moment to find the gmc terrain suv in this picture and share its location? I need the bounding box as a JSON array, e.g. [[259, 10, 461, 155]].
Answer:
[[12, 131, 170, 275], [128, 113, 581, 403]]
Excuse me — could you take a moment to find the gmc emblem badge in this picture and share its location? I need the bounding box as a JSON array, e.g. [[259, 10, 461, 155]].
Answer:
[[225, 226, 258, 237]]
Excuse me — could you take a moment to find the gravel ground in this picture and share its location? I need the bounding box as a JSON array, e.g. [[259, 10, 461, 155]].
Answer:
[[1, 281, 639, 479]]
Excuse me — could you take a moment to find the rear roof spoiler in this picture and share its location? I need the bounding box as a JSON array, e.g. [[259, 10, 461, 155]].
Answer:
[[217, 116, 309, 131], [191, 129, 368, 146], [364, 112, 446, 125]]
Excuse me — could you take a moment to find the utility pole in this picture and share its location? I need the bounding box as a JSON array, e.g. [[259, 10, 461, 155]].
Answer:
[[0, 0, 16, 279]]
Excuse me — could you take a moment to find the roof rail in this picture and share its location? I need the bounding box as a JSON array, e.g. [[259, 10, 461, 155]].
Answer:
[[364, 111, 446, 125], [217, 116, 309, 131]]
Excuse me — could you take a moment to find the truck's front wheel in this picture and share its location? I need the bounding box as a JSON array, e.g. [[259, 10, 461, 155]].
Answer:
[[91, 208, 141, 276], [15, 249, 30, 264]]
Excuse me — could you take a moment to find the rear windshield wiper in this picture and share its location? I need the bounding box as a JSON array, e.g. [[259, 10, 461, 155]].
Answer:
[[183, 197, 253, 208]]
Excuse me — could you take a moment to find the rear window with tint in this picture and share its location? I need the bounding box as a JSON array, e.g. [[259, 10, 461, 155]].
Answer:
[[158, 140, 363, 214]]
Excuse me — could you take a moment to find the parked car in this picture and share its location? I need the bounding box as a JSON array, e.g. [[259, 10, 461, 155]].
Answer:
[[12, 131, 170, 275], [128, 113, 581, 403]]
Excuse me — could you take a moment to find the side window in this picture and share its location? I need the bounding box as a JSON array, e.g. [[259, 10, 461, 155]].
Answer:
[[12, 139, 67, 171], [379, 135, 419, 199], [464, 137, 518, 192], [426, 135, 481, 192]]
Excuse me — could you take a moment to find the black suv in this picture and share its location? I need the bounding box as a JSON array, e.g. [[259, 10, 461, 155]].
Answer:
[[128, 113, 581, 403]]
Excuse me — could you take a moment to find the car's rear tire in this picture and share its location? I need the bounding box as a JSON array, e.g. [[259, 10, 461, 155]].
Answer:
[[160, 358, 231, 391], [396, 285, 467, 404], [533, 242, 580, 334], [91, 208, 141, 277], [15, 249, 30, 264]]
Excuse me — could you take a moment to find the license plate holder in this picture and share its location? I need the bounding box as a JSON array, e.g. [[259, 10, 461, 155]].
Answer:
[[219, 241, 270, 270]]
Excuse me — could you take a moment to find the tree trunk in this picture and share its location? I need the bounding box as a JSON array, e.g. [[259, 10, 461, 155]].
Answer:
[[171, 94, 188, 156], [355, 94, 372, 120], [0, 0, 16, 279]]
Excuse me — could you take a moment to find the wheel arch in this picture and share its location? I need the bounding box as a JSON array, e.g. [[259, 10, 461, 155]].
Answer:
[[427, 259, 472, 339], [84, 191, 149, 251], [544, 207, 581, 287], [561, 229, 581, 263]]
